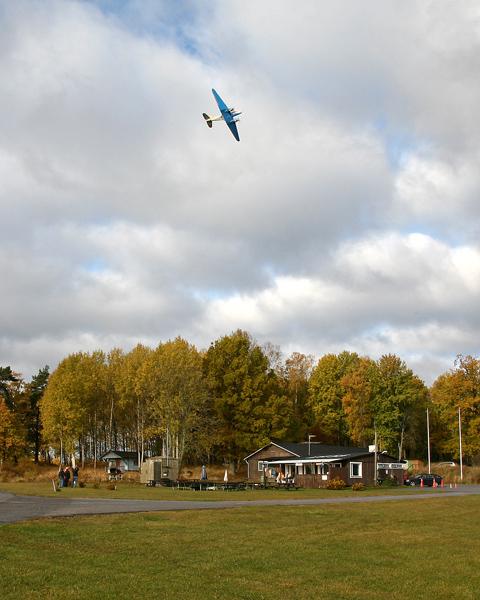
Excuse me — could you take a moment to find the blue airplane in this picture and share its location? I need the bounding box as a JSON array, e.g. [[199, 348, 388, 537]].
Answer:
[[203, 88, 241, 141]]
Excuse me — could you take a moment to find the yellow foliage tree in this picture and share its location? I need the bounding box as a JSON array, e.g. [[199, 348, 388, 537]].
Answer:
[[431, 354, 480, 462], [40, 353, 92, 462], [0, 398, 23, 465], [140, 337, 208, 462]]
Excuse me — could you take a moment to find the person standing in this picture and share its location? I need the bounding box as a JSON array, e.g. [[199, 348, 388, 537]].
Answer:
[[72, 466, 79, 488], [58, 466, 65, 488], [64, 467, 71, 488]]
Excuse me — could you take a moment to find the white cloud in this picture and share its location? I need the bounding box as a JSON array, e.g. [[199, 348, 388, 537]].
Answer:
[[1, 1, 480, 384], [393, 154, 480, 239]]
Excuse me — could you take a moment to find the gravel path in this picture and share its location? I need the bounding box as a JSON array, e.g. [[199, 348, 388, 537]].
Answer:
[[1, 486, 479, 524]]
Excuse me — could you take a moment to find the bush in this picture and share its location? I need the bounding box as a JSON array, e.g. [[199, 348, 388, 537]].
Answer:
[[326, 478, 346, 490], [351, 482, 366, 491], [92, 482, 100, 489], [378, 477, 398, 487], [79, 481, 86, 488], [471, 467, 480, 484], [106, 483, 116, 491]]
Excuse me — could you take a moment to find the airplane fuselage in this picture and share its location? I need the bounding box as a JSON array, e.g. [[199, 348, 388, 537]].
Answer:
[[209, 108, 242, 123]]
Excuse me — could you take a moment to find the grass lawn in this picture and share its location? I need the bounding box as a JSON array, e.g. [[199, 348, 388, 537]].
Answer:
[[0, 480, 440, 501], [1, 496, 479, 599]]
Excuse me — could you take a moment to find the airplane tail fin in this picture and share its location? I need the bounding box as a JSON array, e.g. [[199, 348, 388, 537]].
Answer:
[[203, 113, 213, 128]]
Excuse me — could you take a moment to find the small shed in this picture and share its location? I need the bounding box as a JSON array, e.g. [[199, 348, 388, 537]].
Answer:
[[140, 456, 180, 485], [100, 450, 139, 474]]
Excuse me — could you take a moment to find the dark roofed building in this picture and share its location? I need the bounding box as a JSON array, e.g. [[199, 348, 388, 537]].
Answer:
[[100, 450, 139, 474], [244, 440, 406, 487]]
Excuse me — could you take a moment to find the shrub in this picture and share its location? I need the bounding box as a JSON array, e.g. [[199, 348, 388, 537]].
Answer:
[[92, 482, 100, 489], [79, 481, 86, 488], [472, 467, 480, 484], [352, 482, 365, 491], [106, 483, 116, 491], [326, 478, 346, 490], [378, 477, 398, 487]]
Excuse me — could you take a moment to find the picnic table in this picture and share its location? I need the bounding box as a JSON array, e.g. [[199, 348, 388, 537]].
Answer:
[[158, 479, 300, 491], [175, 480, 246, 491], [244, 480, 299, 490], [145, 478, 175, 487], [277, 480, 299, 490], [107, 468, 123, 481]]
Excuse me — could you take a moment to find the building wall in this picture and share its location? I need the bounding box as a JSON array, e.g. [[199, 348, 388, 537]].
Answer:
[[140, 457, 180, 483], [330, 456, 404, 486], [295, 474, 324, 488], [124, 458, 139, 471]]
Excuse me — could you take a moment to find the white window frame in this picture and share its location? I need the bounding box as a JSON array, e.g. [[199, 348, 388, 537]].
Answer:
[[258, 461, 267, 471], [350, 461, 362, 478]]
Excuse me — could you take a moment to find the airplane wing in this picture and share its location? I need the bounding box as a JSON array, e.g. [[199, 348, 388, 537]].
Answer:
[[211, 88, 240, 141], [212, 88, 229, 115], [225, 119, 240, 142]]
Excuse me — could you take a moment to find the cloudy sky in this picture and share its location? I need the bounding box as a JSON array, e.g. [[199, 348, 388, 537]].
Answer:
[[1, 0, 480, 384]]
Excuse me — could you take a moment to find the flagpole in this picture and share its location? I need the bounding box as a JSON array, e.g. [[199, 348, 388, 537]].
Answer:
[[426, 407, 431, 474]]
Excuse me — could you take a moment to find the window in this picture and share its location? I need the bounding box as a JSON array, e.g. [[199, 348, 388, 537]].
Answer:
[[350, 462, 362, 478], [258, 461, 267, 471]]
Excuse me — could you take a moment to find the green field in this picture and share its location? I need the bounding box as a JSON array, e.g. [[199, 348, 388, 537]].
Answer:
[[1, 496, 479, 599], [0, 480, 440, 501]]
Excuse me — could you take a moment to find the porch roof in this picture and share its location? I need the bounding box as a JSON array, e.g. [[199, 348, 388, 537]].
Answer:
[[265, 456, 352, 465], [100, 450, 138, 463]]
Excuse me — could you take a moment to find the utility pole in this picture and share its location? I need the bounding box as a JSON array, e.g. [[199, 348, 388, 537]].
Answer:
[[458, 407, 463, 481], [426, 407, 431, 475]]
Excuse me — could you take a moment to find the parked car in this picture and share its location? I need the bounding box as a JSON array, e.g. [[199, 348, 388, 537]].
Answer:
[[404, 473, 443, 486]]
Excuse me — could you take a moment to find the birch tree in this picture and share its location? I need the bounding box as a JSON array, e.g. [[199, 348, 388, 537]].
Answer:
[[40, 354, 87, 463], [112, 344, 152, 465], [141, 338, 208, 462]]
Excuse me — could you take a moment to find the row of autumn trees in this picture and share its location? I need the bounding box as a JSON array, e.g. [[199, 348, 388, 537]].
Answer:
[[1, 331, 480, 467]]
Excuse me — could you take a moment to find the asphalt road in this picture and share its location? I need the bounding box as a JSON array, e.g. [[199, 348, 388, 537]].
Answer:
[[1, 486, 480, 524]]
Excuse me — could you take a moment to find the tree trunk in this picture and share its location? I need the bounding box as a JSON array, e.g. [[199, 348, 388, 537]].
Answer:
[[399, 425, 405, 460], [93, 411, 97, 470], [34, 408, 40, 464], [109, 395, 114, 449]]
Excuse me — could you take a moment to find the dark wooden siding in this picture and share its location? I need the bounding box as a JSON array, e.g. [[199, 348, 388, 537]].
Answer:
[[298, 457, 404, 488], [296, 474, 324, 488]]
